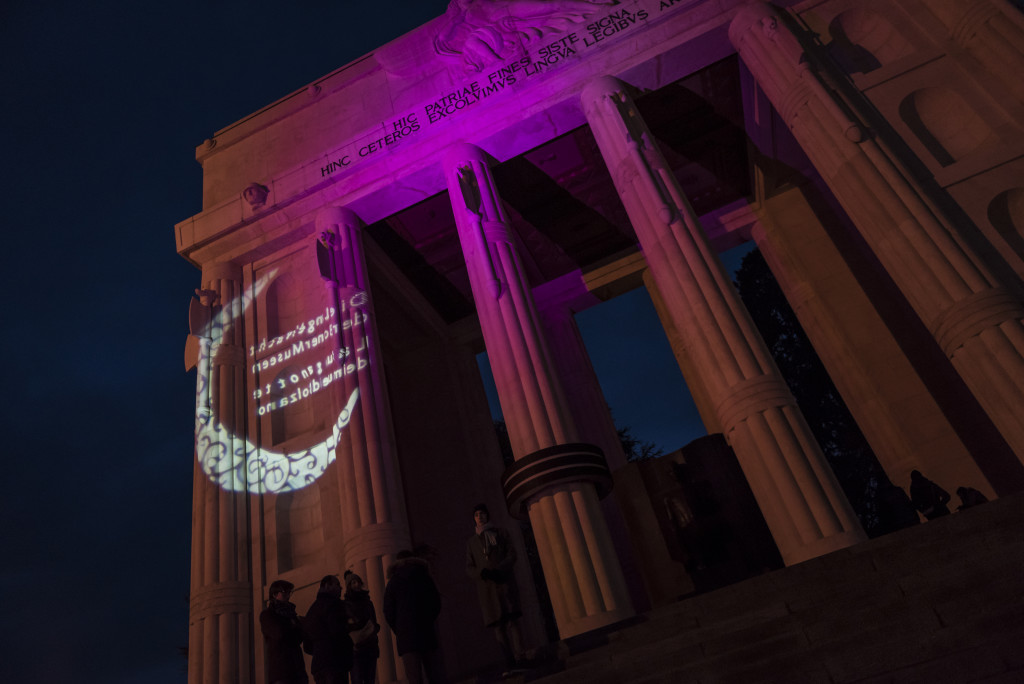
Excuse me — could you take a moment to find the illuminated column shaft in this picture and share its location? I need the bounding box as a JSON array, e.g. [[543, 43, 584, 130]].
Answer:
[[316, 207, 410, 684], [751, 188, 995, 497], [730, 3, 1024, 463], [581, 76, 865, 565], [444, 143, 634, 638], [189, 262, 251, 684], [643, 270, 721, 433], [537, 300, 626, 470], [536, 299, 649, 610]]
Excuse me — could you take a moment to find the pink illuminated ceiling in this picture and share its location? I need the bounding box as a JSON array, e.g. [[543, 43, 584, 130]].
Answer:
[[367, 56, 749, 325]]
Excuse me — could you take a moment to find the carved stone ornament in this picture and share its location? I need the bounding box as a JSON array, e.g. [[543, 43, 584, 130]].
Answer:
[[434, 0, 616, 72], [318, 230, 337, 248], [242, 182, 269, 209]]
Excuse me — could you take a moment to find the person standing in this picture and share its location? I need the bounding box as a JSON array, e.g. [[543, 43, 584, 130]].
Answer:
[[343, 570, 380, 684], [383, 549, 445, 684], [260, 579, 308, 684], [909, 470, 952, 520], [303, 575, 354, 684], [465, 503, 525, 672]]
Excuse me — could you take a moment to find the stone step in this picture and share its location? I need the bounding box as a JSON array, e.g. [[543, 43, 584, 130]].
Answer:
[[522, 493, 1024, 684]]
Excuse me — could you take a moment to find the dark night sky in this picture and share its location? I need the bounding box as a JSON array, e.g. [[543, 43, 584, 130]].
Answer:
[[0, 2, 737, 681]]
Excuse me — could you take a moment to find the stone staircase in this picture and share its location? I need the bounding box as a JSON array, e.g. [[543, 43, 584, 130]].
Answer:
[[523, 493, 1024, 684]]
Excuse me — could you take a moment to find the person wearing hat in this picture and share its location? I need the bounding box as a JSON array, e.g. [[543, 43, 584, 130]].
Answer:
[[259, 579, 309, 684], [343, 570, 380, 684], [465, 503, 525, 672]]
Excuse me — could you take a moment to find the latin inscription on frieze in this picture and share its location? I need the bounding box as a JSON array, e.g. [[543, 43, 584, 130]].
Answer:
[[318, 0, 688, 179]]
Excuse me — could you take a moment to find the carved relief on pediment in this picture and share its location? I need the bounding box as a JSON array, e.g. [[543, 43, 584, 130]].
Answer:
[[434, 0, 617, 72]]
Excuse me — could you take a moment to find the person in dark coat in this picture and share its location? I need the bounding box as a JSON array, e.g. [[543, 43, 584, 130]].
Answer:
[[260, 579, 308, 684], [303, 575, 353, 684], [343, 570, 380, 684], [873, 483, 920, 535], [383, 549, 445, 684], [909, 470, 952, 520], [956, 486, 989, 510], [465, 503, 525, 670]]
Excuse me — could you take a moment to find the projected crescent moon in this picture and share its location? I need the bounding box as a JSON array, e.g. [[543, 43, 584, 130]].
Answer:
[[192, 271, 361, 494]]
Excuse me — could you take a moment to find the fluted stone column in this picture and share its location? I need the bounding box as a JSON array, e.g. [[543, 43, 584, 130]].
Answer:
[[582, 76, 865, 565], [444, 143, 634, 638], [534, 287, 651, 611], [188, 262, 253, 684], [643, 269, 722, 434], [533, 281, 626, 472], [752, 186, 995, 498], [316, 207, 411, 684], [730, 2, 1024, 463]]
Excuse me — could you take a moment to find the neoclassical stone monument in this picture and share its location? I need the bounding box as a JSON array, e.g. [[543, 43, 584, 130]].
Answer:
[[177, 1, 1024, 682]]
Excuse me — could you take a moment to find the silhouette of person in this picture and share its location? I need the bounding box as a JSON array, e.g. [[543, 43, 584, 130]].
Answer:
[[344, 571, 380, 684], [260, 579, 308, 684], [303, 575, 353, 684], [664, 488, 699, 570], [384, 549, 445, 684], [465, 503, 525, 672], [956, 486, 989, 511], [873, 483, 920, 535], [909, 470, 951, 520]]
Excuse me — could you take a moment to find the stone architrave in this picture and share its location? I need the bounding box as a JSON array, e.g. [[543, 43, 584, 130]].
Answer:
[[315, 207, 412, 684], [729, 2, 1024, 463], [443, 143, 634, 638], [581, 76, 866, 566], [187, 262, 252, 684]]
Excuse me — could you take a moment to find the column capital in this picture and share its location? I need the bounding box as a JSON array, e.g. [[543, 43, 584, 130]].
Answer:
[[728, 2, 806, 69], [728, 1, 776, 44], [201, 261, 242, 285], [442, 142, 492, 169], [581, 75, 629, 102], [316, 206, 366, 281], [315, 206, 363, 232]]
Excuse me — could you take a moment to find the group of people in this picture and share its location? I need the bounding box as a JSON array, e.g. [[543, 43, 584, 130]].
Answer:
[[909, 469, 989, 520], [260, 572, 381, 684], [261, 504, 526, 684]]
